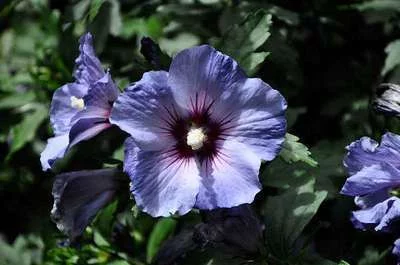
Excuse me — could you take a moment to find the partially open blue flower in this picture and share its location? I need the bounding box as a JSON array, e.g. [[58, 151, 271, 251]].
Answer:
[[40, 33, 119, 171], [111, 45, 287, 217], [51, 168, 124, 242], [342, 132, 400, 261]]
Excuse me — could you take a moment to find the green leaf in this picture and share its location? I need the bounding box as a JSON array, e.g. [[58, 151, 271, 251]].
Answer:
[[87, 0, 122, 52], [159, 33, 200, 56], [0, 91, 36, 109], [262, 159, 310, 189], [264, 177, 327, 259], [240, 51, 270, 76], [88, 0, 105, 22], [381, 39, 400, 76], [146, 217, 177, 263], [0, 234, 44, 265], [216, 10, 272, 75], [93, 230, 110, 247], [8, 104, 47, 158], [338, 261, 351, 265], [358, 247, 390, 265], [93, 199, 118, 239], [295, 253, 337, 265], [107, 260, 131, 265], [108, 0, 122, 36], [352, 0, 400, 12], [279, 133, 318, 167]]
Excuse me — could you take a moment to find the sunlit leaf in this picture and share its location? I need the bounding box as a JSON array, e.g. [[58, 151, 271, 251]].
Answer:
[[358, 247, 390, 265], [0, 234, 44, 265], [0, 91, 36, 109], [264, 176, 327, 259], [382, 39, 400, 77], [94, 199, 119, 239], [8, 104, 47, 157], [279, 133, 318, 167], [216, 10, 272, 75], [352, 0, 400, 12], [147, 217, 177, 263]]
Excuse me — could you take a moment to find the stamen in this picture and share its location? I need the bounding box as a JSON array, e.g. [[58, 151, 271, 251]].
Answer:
[[186, 127, 207, 150], [70, 96, 85, 110]]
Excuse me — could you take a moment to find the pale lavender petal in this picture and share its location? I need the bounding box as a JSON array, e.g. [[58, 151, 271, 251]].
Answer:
[[381, 132, 400, 156], [352, 197, 397, 230], [110, 71, 182, 151], [124, 138, 200, 217], [216, 78, 287, 161], [84, 72, 119, 109], [169, 45, 286, 161], [393, 239, 400, 259], [341, 164, 400, 196], [69, 118, 111, 147], [168, 45, 245, 110], [344, 133, 400, 175], [376, 198, 400, 232], [195, 139, 262, 209], [70, 105, 110, 125], [354, 189, 390, 209], [40, 134, 69, 171], [51, 168, 123, 242], [74, 32, 105, 85], [50, 83, 89, 135]]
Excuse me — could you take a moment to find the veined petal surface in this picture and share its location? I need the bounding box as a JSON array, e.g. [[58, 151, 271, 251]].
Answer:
[[124, 138, 200, 217]]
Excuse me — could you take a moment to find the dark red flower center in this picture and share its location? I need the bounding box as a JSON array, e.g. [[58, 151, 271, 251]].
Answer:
[[161, 94, 231, 163]]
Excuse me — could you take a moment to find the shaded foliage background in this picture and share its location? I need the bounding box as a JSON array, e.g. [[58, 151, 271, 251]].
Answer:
[[1, 0, 400, 264]]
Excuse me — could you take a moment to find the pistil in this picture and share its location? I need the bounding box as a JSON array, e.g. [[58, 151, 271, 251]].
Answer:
[[186, 127, 207, 150]]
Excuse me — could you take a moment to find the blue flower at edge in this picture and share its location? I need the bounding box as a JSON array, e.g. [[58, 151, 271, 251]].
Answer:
[[110, 45, 287, 217], [342, 132, 400, 262], [40, 33, 119, 171]]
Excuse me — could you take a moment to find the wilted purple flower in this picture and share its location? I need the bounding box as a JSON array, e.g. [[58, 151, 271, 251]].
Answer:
[[51, 168, 124, 242], [341, 132, 400, 261], [154, 204, 263, 265], [111, 45, 287, 217], [40, 33, 118, 171]]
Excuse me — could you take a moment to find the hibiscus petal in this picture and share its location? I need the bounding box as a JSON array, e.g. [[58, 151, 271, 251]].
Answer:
[[344, 133, 400, 175], [218, 78, 287, 161], [169, 46, 286, 161], [376, 197, 400, 232], [351, 197, 398, 231], [50, 83, 89, 135], [70, 105, 110, 126], [40, 134, 69, 171], [84, 72, 118, 109], [74, 32, 105, 85], [51, 168, 123, 242], [124, 138, 200, 217], [168, 45, 246, 110], [341, 164, 400, 196], [381, 132, 400, 156], [195, 139, 262, 209], [354, 189, 390, 209], [69, 118, 111, 147], [393, 239, 400, 258], [110, 71, 182, 151]]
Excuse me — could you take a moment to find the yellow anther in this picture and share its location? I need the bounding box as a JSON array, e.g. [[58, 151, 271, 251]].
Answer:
[[70, 96, 85, 110]]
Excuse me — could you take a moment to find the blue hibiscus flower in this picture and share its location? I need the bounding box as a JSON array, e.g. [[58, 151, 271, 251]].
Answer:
[[342, 132, 400, 262], [111, 45, 287, 217], [40, 33, 119, 171]]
